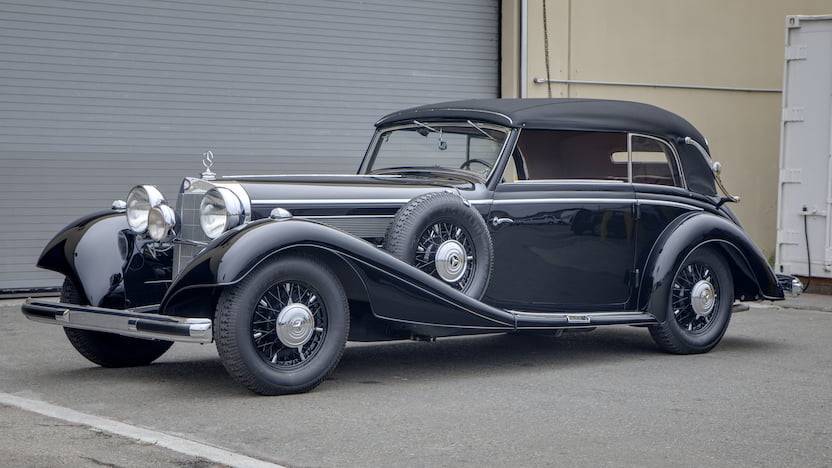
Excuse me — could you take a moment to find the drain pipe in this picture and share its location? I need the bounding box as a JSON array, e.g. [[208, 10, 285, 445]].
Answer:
[[520, 0, 528, 98]]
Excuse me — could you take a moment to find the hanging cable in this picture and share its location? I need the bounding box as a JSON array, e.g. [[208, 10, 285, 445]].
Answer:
[[802, 207, 812, 292], [542, 0, 552, 98]]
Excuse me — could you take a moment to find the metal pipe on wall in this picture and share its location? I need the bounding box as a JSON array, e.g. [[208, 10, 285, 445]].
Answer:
[[520, 0, 528, 98], [532, 77, 781, 94]]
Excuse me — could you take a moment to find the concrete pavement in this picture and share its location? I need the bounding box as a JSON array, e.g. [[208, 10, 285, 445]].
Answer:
[[1, 300, 830, 467]]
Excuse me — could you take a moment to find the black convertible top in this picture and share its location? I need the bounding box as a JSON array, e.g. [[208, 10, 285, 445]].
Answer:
[[376, 98, 707, 148], [376, 98, 717, 197]]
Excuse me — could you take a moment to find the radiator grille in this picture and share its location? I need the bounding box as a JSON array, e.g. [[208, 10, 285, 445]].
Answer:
[[173, 190, 209, 277]]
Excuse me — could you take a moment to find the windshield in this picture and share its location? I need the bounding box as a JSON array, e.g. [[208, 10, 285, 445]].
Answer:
[[363, 121, 509, 180]]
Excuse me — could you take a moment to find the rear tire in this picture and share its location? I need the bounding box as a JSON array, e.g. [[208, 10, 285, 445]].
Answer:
[[61, 279, 173, 368], [215, 254, 349, 395], [648, 247, 734, 354]]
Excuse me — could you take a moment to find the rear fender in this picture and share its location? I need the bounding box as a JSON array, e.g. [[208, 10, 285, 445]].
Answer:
[[161, 219, 516, 330], [638, 211, 783, 322]]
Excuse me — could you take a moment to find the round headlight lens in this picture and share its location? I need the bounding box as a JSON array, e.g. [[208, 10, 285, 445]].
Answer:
[[200, 187, 244, 239], [147, 204, 176, 241], [126, 185, 165, 233]]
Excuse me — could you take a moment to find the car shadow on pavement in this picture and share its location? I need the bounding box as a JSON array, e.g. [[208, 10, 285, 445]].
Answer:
[[332, 327, 781, 382], [40, 326, 782, 396]]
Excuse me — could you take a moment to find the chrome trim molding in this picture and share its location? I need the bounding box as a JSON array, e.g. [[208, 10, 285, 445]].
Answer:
[[491, 197, 704, 211], [296, 214, 395, 219], [637, 199, 705, 211], [252, 198, 412, 205], [224, 174, 403, 179], [250, 197, 704, 211], [21, 299, 212, 344]]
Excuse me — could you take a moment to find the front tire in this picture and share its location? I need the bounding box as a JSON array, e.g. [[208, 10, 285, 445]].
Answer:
[[649, 247, 734, 354], [215, 254, 349, 395], [61, 279, 173, 368]]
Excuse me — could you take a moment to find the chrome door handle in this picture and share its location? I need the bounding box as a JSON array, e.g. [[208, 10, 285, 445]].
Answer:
[[491, 216, 514, 227]]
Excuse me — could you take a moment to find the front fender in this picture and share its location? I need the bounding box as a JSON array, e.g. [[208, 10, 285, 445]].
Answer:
[[161, 219, 516, 330], [37, 211, 128, 306], [638, 211, 783, 322], [36, 211, 171, 308]]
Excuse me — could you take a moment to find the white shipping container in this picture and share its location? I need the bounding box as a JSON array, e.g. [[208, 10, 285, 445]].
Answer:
[[776, 15, 832, 280]]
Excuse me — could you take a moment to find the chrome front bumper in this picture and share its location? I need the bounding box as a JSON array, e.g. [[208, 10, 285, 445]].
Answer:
[[21, 299, 213, 343]]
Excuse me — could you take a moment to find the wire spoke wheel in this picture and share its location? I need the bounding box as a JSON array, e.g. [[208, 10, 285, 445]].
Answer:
[[251, 280, 328, 369], [414, 221, 476, 290], [671, 261, 720, 335]]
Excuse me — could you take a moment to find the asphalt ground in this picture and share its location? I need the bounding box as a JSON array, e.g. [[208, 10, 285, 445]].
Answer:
[[1, 299, 831, 467]]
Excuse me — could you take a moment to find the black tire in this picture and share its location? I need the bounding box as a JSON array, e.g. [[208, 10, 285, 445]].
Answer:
[[215, 254, 349, 395], [383, 191, 493, 299], [61, 279, 173, 368], [648, 247, 734, 354]]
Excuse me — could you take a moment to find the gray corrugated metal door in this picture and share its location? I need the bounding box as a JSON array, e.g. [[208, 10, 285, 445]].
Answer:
[[0, 0, 499, 291]]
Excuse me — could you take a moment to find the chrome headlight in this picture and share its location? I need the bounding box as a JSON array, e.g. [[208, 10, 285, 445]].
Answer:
[[126, 185, 165, 233], [147, 204, 176, 241], [200, 187, 245, 239]]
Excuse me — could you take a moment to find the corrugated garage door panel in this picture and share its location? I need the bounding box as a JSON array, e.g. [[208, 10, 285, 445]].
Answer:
[[0, 0, 499, 290]]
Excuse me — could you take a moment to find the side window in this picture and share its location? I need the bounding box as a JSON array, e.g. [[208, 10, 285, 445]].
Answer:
[[507, 130, 628, 182], [629, 135, 681, 187]]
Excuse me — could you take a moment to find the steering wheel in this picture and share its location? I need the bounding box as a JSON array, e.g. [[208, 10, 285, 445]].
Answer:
[[459, 158, 493, 171]]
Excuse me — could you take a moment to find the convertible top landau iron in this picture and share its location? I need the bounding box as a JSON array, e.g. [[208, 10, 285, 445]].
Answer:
[[22, 99, 802, 395]]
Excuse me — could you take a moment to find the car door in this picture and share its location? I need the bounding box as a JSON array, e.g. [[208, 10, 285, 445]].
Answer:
[[484, 130, 637, 311]]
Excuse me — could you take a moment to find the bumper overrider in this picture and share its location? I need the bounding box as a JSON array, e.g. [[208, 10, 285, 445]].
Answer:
[[21, 299, 212, 343]]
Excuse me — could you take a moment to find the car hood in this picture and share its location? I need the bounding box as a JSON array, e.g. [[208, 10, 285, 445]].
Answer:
[[217, 174, 471, 218]]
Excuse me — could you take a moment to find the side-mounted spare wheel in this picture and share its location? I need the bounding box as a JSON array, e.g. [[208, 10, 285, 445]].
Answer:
[[61, 279, 173, 368], [215, 254, 349, 396], [383, 191, 494, 299]]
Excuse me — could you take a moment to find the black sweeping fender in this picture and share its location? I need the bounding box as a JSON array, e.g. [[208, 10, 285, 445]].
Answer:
[[35, 211, 128, 307], [161, 218, 516, 330], [35, 210, 172, 308], [638, 211, 783, 322]]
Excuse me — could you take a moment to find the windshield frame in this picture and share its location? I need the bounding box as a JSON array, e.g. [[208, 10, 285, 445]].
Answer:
[[358, 121, 513, 183]]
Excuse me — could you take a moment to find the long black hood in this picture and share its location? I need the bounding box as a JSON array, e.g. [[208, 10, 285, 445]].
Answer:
[[219, 174, 479, 218]]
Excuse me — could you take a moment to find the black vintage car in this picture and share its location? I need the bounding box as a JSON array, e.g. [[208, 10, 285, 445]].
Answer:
[[23, 99, 802, 395]]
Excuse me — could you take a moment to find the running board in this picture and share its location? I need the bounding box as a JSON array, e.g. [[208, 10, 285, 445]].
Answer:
[[510, 310, 657, 329]]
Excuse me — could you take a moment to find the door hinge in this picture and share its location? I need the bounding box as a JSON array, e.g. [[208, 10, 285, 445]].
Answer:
[[785, 44, 807, 61], [780, 168, 802, 184], [777, 229, 801, 245], [783, 107, 805, 123]]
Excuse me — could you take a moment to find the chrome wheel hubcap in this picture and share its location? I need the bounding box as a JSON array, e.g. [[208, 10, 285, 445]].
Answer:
[[414, 222, 476, 290], [275, 303, 315, 348], [251, 281, 326, 368], [672, 262, 720, 334], [434, 239, 468, 283], [690, 280, 716, 317]]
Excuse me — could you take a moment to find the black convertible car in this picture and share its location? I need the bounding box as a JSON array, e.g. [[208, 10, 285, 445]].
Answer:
[[22, 99, 802, 395]]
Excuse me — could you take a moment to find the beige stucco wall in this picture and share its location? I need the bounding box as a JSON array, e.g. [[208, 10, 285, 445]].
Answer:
[[501, 0, 832, 259]]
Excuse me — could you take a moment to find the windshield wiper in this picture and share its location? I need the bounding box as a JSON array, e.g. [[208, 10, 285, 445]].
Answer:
[[466, 120, 498, 142], [413, 120, 440, 133]]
